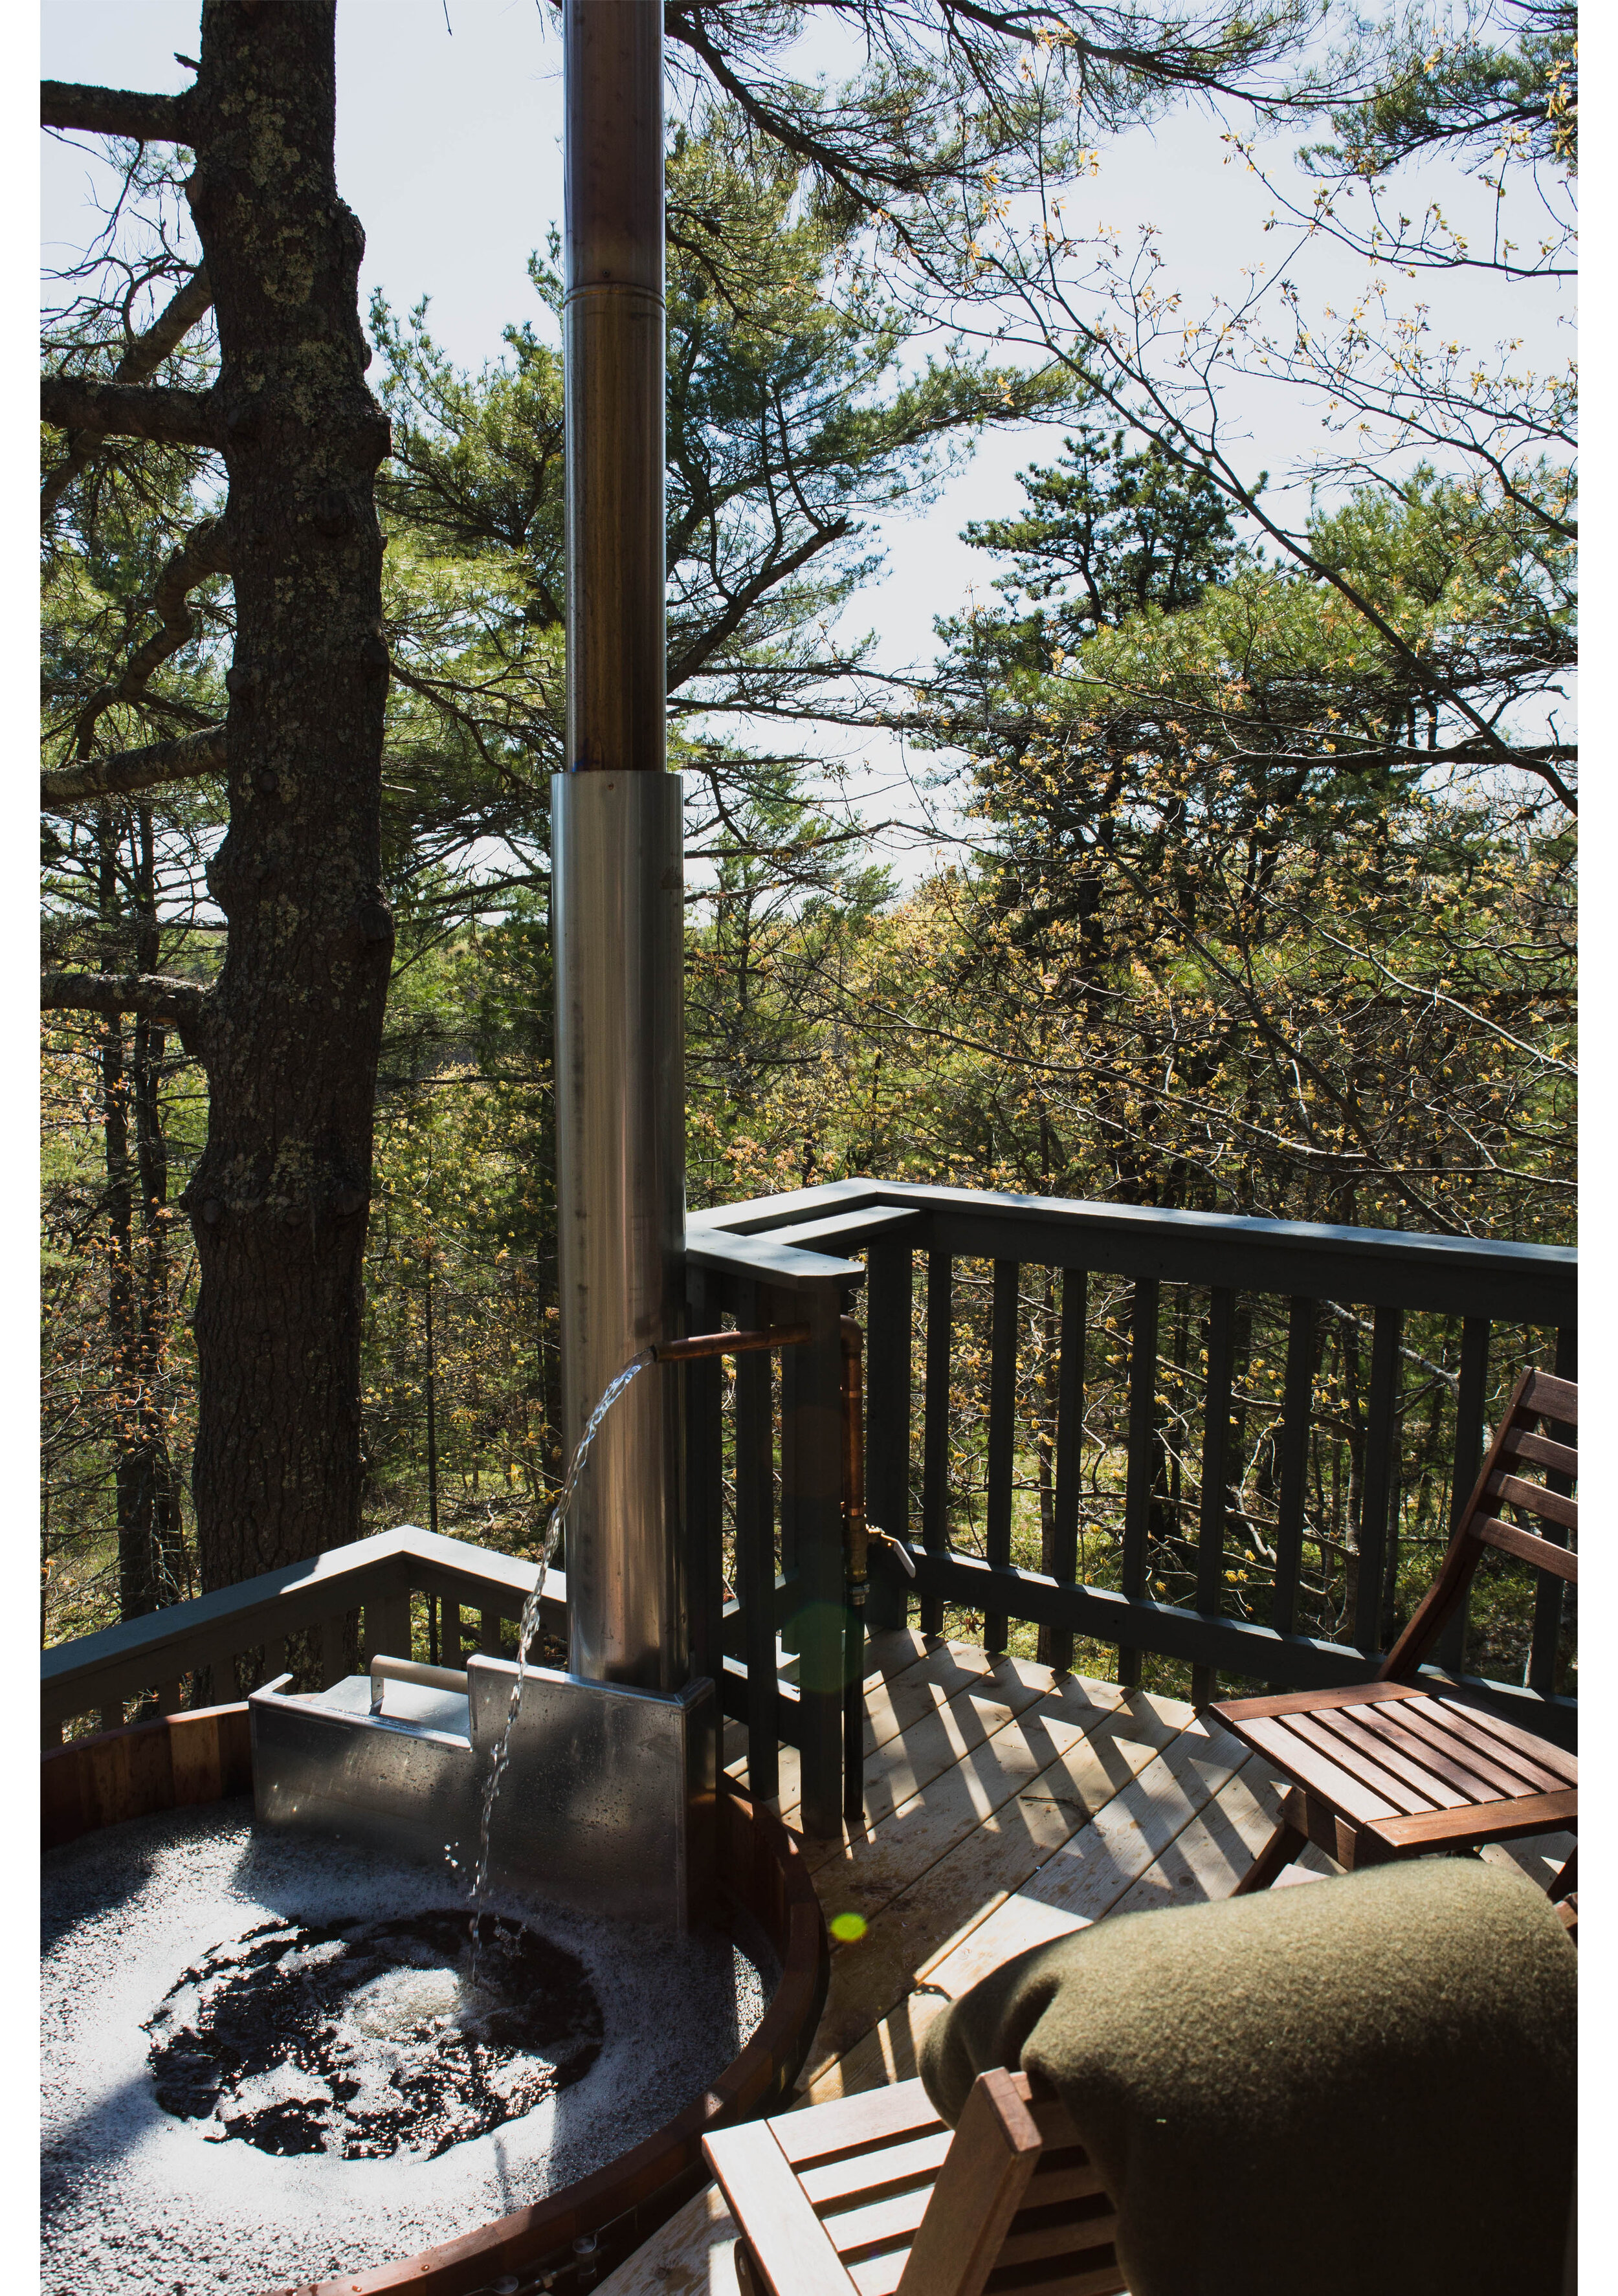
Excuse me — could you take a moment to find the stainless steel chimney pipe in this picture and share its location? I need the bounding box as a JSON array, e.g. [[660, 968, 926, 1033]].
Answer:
[[554, 0, 687, 1691]]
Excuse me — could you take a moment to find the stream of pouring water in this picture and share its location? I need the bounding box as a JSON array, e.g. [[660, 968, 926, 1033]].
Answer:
[[466, 1349, 654, 1958]]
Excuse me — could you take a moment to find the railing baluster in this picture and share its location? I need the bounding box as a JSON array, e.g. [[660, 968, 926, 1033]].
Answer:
[[1191, 1286, 1236, 1708], [1270, 1296, 1315, 1639], [920, 1250, 951, 1637], [865, 1239, 913, 1576], [1047, 1268, 1086, 1673], [781, 1285, 847, 1838], [1355, 1304, 1403, 1652], [320, 1610, 348, 1688], [1433, 1316, 1490, 1673], [368, 1582, 412, 1669], [984, 1259, 1019, 1654], [683, 1267, 725, 1698], [440, 1604, 463, 1668], [735, 1279, 779, 1809], [203, 1647, 239, 1705], [1119, 1277, 1160, 1690], [1527, 1321, 1577, 1695], [260, 1638, 287, 1690]]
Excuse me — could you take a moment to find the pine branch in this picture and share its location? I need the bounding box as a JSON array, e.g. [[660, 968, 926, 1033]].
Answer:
[[43, 267, 214, 525], [42, 971, 212, 1055], [42, 722, 227, 812], [41, 80, 194, 143], [67, 515, 231, 760], [41, 377, 222, 450]]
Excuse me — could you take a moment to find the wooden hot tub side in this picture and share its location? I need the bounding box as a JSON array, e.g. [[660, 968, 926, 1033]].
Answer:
[[41, 1704, 829, 2296]]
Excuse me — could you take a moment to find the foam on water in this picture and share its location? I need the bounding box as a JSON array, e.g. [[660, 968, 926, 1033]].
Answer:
[[42, 1800, 775, 2296]]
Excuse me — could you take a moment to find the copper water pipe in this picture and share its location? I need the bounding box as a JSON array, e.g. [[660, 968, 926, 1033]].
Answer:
[[652, 1325, 811, 1363], [648, 1322, 863, 1574], [651, 1316, 867, 1576], [652, 1316, 863, 1536]]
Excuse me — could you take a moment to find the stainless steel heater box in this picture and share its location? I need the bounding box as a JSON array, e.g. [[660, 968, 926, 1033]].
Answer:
[[249, 1657, 716, 1931]]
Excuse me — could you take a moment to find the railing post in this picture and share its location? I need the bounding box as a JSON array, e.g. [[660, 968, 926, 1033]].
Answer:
[[1434, 1316, 1489, 1673], [735, 1279, 780, 1808], [683, 1264, 725, 1696], [1528, 1321, 1578, 1694], [863, 1239, 913, 1633], [1355, 1305, 1403, 1652], [984, 1259, 1019, 1655], [1191, 1285, 1236, 1708], [1118, 1277, 1159, 1690], [1270, 1296, 1316, 1639], [781, 1278, 848, 1837], [920, 1250, 952, 1637], [1045, 1267, 1085, 1673]]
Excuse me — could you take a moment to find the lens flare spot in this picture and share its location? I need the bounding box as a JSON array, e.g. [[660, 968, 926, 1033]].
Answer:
[[829, 1912, 868, 1944]]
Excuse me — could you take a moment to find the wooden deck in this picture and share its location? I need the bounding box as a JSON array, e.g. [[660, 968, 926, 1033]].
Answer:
[[600, 1628, 1570, 2295]]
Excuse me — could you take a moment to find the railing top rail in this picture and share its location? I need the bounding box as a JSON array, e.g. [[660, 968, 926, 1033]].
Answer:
[[686, 1221, 865, 1292], [689, 1181, 1574, 1317], [41, 1525, 560, 1692]]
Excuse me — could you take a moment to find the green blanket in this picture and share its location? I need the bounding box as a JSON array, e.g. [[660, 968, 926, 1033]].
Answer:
[[919, 1857, 1574, 2296]]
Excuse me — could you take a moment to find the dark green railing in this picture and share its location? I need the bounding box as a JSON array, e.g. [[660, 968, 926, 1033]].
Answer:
[[41, 1183, 1575, 1848], [689, 1182, 1576, 1833]]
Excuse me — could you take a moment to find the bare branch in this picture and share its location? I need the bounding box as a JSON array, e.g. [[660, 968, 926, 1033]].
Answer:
[[41, 376, 222, 450], [64, 515, 231, 760], [41, 81, 193, 144], [43, 267, 214, 524], [42, 722, 227, 812], [42, 971, 211, 1055]]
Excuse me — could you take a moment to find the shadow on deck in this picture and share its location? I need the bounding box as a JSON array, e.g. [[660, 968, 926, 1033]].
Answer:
[[601, 1627, 1573, 2295]]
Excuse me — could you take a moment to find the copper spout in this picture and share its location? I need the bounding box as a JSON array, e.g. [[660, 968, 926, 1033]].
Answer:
[[652, 1323, 811, 1363]]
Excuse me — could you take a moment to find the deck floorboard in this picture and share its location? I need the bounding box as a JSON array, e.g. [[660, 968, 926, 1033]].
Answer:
[[601, 1633, 1568, 2295]]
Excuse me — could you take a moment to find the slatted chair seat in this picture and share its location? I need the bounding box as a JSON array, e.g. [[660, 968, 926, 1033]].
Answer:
[[1215, 1367, 1577, 1899], [704, 2070, 1126, 2296]]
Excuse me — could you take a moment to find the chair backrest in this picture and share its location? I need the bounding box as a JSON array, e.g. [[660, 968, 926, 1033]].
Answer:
[[1382, 1367, 1577, 1682], [706, 2070, 1124, 2296], [896, 2070, 1121, 2296]]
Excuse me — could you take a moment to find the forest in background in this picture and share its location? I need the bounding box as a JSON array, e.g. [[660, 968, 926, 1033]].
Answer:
[[41, 1, 1574, 1699]]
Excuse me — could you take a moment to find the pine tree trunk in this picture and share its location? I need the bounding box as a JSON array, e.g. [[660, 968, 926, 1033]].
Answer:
[[179, 0, 392, 1586], [98, 813, 181, 1620]]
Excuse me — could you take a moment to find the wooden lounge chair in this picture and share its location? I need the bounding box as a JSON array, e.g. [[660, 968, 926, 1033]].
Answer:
[[1213, 1367, 1577, 1896], [703, 2068, 1124, 2296]]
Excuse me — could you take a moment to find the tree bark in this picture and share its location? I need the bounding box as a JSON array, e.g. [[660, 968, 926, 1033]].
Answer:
[[43, 4, 393, 1591], [175, 0, 392, 1587]]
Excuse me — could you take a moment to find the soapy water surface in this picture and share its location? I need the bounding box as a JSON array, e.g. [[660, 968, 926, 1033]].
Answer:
[[43, 1803, 774, 2296], [146, 1908, 603, 2159]]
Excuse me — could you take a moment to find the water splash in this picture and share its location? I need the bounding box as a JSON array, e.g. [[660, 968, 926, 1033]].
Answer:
[[467, 1349, 654, 1956]]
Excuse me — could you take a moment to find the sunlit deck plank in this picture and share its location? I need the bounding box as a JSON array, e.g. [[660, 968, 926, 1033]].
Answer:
[[801, 1684, 1191, 2082], [603, 1637, 1565, 2295]]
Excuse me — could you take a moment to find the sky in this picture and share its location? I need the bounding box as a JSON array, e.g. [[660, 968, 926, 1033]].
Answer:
[[37, 0, 1576, 873]]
